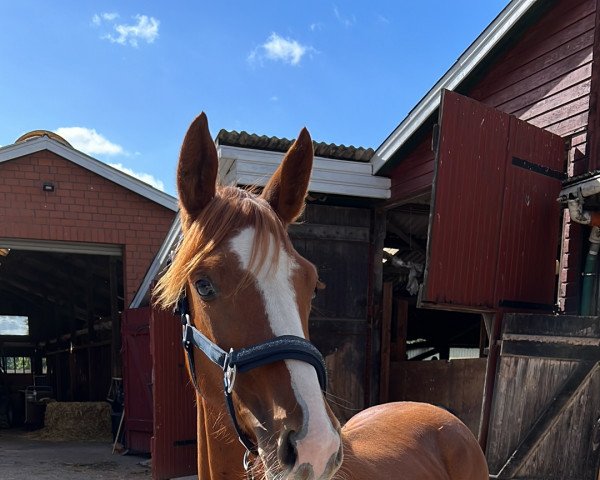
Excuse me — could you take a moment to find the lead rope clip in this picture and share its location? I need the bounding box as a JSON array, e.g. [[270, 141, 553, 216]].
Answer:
[[243, 449, 255, 479]]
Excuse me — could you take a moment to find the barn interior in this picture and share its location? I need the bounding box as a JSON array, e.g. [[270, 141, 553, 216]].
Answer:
[[0, 245, 123, 428], [383, 194, 485, 361], [381, 194, 486, 434]]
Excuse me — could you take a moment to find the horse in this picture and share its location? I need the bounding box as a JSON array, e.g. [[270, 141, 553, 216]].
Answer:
[[154, 113, 489, 480]]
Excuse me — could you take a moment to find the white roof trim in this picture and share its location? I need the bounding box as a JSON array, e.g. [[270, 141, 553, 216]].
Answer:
[[371, 0, 538, 174], [218, 145, 391, 199], [0, 136, 178, 211], [130, 213, 181, 308]]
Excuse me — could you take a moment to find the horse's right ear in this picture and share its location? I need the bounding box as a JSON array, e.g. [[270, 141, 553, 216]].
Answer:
[[177, 112, 218, 223]]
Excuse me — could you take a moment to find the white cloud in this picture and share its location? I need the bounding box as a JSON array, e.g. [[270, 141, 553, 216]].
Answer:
[[108, 163, 165, 191], [55, 127, 124, 156], [333, 6, 356, 27], [310, 22, 323, 32], [376, 14, 390, 24], [249, 33, 312, 66], [93, 13, 159, 47], [92, 12, 119, 26]]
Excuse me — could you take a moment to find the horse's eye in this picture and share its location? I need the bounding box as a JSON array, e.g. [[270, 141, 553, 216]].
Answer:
[[195, 277, 217, 300]]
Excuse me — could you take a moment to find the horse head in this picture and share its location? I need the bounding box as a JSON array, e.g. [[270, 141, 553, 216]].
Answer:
[[156, 113, 343, 479]]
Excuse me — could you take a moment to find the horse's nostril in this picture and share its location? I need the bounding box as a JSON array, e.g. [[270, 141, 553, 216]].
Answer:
[[277, 430, 298, 468]]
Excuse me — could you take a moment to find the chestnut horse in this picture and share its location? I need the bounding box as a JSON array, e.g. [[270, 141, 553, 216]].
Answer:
[[155, 113, 489, 480]]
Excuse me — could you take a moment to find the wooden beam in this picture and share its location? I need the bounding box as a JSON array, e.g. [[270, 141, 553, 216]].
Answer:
[[387, 218, 426, 253], [478, 312, 503, 452], [379, 282, 393, 403]]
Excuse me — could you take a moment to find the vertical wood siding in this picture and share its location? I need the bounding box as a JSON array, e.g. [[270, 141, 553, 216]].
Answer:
[[122, 307, 153, 453], [422, 92, 564, 311], [468, 0, 594, 313], [151, 308, 197, 479]]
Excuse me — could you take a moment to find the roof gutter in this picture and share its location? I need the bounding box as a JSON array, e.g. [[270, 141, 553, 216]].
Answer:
[[371, 0, 538, 175]]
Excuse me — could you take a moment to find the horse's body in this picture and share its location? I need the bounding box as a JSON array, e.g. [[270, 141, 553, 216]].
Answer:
[[155, 113, 489, 480]]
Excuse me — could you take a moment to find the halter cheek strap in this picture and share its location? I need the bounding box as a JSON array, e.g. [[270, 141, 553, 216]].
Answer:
[[175, 296, 328, 460]]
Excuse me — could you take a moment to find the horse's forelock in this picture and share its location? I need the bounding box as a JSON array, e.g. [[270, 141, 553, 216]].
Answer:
[[154, 186, 290, 309]]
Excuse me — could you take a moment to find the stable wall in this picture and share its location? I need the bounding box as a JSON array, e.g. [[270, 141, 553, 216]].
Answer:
[[0, 150, 175, 305]]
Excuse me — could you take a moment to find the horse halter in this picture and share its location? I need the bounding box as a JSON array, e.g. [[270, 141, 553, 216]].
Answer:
[[175, 295, 328, 467]]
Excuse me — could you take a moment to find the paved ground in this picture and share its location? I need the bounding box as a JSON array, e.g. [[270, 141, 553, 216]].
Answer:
[[0, 428, 154, 479]]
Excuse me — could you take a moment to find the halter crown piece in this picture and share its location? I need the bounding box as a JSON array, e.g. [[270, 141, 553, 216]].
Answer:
[[174, 295, 328, 466]]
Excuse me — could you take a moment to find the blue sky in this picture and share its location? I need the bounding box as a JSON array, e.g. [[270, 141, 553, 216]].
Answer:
[[1, 1, 508, 196]]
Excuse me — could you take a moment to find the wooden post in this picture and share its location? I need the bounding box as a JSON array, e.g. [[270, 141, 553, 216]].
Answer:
[[478, 311, 503, 451], [366, 208, 386, 406], [379, 282, 393, 403], [394, 300, 409, 362], [86, 260, 95, 400], [109, 256, 122, 378]]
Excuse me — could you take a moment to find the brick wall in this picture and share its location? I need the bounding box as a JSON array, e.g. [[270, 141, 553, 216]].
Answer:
[[0, 150, 176, 305]]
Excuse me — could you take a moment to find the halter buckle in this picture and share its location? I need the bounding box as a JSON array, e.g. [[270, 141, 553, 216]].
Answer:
[[224, 349, 237, 394]]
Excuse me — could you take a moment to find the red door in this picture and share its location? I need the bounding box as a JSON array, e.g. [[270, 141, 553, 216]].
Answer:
[[420, 90, 565, 312], [122, 307, 153, 453], [151, 308, 198, 479]]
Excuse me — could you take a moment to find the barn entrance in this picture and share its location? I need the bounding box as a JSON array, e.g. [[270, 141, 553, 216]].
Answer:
[[0, 239, 123, 428], [380, 90, 566, 439]]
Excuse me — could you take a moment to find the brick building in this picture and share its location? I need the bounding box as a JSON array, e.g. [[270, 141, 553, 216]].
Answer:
[[0, 131, 176, 406]]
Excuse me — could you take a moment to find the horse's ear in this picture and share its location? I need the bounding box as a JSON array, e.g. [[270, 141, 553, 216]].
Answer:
[[177, 112, 218, 222], [261, 127, 313, 225]]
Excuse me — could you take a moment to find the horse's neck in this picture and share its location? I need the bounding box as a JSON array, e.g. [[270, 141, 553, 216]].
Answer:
[[197, 396, 247, 480]]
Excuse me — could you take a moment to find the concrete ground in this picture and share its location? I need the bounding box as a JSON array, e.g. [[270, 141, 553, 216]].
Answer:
[[0, 428, 154, 479]]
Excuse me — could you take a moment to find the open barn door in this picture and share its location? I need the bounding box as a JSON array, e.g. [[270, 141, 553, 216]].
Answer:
[[420, 90, 565, 312]]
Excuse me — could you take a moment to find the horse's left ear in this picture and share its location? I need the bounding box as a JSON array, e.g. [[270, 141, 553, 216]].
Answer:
[[261, 127, 313, 225], [177, 112, 218, 223]]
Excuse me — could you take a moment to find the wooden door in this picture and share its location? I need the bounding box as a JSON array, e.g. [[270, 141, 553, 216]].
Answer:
[[486, 314, 600, 479], [151, 308, 198, 479], [291, 203, 372, 422], [122, 307, 153, 453], [421, 90, 565, 312]]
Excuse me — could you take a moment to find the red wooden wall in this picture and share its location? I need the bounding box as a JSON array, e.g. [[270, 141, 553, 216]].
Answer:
[[388, 0, 595, 312]]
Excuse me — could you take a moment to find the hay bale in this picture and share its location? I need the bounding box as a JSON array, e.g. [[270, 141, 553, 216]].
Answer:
[[34, 401, 112, 442]]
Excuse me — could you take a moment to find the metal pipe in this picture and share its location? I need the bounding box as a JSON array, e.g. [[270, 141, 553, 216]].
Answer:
[[580, 226, 600, 316]]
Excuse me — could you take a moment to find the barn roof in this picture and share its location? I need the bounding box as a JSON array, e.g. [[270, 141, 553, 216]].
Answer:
[[0, 133, 178, 211], [217, 129, 375, 162], [371, 0, 542, 174]]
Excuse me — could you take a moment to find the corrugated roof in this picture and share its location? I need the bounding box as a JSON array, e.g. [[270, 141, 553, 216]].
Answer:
[[217, 129, 374, 162]]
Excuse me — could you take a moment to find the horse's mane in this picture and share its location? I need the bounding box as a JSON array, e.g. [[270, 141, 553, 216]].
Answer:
[[154, 185, 292, 309]]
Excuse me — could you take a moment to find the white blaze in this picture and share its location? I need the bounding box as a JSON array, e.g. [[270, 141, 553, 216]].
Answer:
[[230, 227, 340, 478]]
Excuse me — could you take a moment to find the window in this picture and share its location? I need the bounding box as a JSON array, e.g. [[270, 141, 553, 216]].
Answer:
[[2, 356, 32, 374], [0, 316, 29, 336]]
